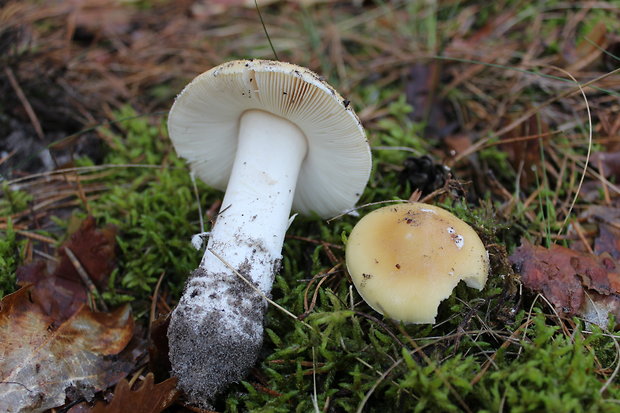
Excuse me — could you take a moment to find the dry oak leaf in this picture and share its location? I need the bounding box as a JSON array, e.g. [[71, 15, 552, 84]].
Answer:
[[510, 239, 620, 328], [16, 216, 116, 321], [0, 286, 134, 413], [86, 373, 178, 413]]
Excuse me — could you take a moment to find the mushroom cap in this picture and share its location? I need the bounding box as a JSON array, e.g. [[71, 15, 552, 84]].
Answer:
[[345, 202, 489, 324], [167, 59, 371, 218]]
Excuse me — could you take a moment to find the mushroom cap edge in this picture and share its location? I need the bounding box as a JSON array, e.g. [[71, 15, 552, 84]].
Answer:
[[167, 59, 372, 218]]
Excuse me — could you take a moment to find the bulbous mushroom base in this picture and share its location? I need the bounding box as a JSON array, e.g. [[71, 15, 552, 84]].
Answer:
[[167, 267, 266, 405]]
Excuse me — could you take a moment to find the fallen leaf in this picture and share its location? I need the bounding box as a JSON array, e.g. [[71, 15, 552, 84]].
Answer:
[[582, 292, 620, 330], [581, 204, 620, 225], [86, 373, 178, 413], [510, 241, 585, 314], [510, 239, 620, 328], [16, 216, 116, 320], [579, 204, 620, 259], [590, 151, 620, 180], [148, 316, 172, 382], [0, 286, 134, 413], [594, 223, 620, 261]]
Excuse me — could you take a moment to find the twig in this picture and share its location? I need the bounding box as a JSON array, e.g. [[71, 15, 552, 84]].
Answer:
[[300, 267, 337, 320], [469, 319, 533, 386], [550, 65, 593, 239], [15, 230, 57, 244], [356, 358, 402, 413], [64, 247, 108, 312], [327, 199, 407, 223], [208, 248, 312, 329], [0, 149, 17, 166], [452, 66, 619, 164], [149, 271, 166, 337], [4, 67, 44, 140], [7, 164, 169, 186], [572, 221, 594, 255]]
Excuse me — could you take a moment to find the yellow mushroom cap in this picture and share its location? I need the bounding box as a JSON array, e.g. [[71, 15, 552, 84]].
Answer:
[[345, 202, 489, 324]]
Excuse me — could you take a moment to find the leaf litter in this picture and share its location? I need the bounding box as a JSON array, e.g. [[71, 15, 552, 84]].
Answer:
[[511, 236, 620, 329], [16, 216, 116, 319], [2, 0, 620, 410], [71, 373, 178, 413], [0, 216, 146, 413], [0, 287, 134, 412]]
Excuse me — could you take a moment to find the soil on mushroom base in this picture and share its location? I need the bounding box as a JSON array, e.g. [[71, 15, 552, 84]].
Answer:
[[168, 266, 267, 403]]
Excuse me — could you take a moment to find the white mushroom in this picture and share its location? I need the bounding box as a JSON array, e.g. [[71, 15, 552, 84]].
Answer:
[[166, 59, 371, 404], [345, 203, 489, 324]]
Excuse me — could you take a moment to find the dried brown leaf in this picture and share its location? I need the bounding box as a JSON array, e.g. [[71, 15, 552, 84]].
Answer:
[[582, 205, 620, 225], [148, 316, 172, 382], [579, 205, 620, 259], [16, 216, 116, 320], [510, 239, 620, 328], [0, 286, 134, 413], [594, 223, 620, 261], [87, 373, 178, 413], [591, 151, 620, 180], [510, 241, 585, 314]]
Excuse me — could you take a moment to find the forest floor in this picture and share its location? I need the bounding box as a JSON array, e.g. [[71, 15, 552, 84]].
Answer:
[[2, 1, 620, 412]]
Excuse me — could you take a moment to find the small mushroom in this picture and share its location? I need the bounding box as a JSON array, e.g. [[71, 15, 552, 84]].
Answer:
[[345, 202, 489, 324], [167, 60, 371, 404]]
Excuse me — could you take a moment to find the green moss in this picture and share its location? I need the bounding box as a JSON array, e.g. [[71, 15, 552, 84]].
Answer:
[[1, 183, 32, 217], [85, 107, 220, 312], [0, 219, 26, 298], [3, 1, 619, 408], [0, 183, 31, 298], [3, 88, 617, 413]]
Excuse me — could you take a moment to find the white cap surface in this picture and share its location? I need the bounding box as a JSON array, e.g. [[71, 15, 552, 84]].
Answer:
[[346, 203, 489, 324], [168, 59, 371, 218]]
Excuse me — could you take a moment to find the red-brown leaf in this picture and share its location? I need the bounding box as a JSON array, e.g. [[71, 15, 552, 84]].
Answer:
[[0, 286, 134, 413], [595, 224, 620, 261], [148, 316, 172, 382], [16, 216, 116, 320], [510, 239, 620, 328], [86, 373, 179, 413]]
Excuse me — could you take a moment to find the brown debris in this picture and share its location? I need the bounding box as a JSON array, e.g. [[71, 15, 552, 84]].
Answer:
[[148, 315, 172, 383], [594, 223, 620, 261], [0, 216, 146, 412], [591, 151, 620, 180], [85, 373, 179, 413], [0, 287, 135, 413], [16, 216, 116, 320], [510, 239, 620, 328]]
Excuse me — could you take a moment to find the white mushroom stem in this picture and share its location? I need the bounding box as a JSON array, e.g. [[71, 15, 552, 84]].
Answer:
[[168, 109, 308, 401], [201, 109, 308, 292]]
